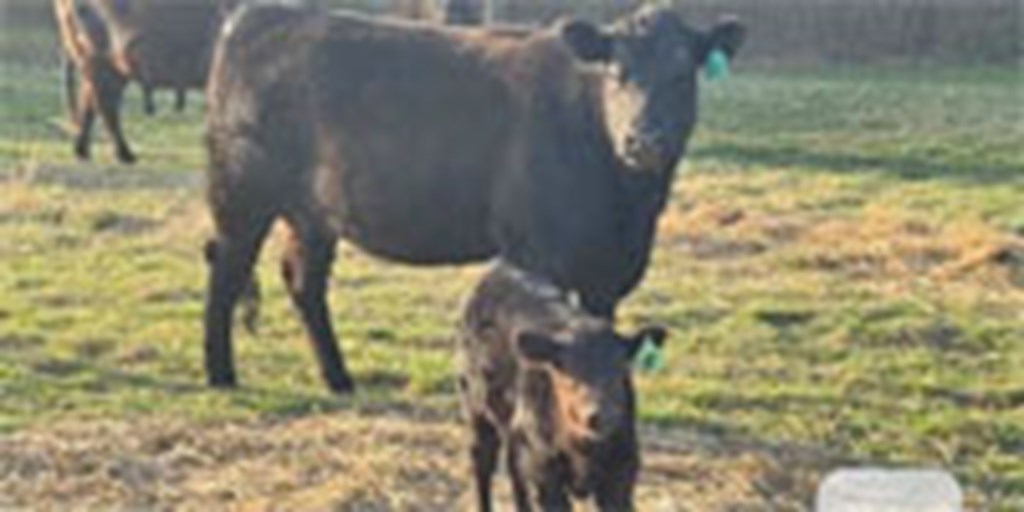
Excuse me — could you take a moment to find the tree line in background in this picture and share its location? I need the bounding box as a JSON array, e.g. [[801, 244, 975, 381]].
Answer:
[[1, 0, 1020, 67]]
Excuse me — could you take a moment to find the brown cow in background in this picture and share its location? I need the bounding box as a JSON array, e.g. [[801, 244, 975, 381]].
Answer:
[[53, 0, 234, 163]]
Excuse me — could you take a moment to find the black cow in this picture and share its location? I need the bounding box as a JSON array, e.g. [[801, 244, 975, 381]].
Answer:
[[203, 3, 744, 392]]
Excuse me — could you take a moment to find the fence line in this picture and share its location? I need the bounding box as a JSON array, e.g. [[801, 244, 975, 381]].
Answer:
[[1, 0, 1020, 68]]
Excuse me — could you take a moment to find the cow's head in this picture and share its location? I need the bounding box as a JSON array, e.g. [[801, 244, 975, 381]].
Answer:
[[516, 325, 667, 441], [560, 6, 745, 173]]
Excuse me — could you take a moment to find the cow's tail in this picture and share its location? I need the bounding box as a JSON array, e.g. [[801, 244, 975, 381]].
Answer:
[[239, 276, 261, 336]]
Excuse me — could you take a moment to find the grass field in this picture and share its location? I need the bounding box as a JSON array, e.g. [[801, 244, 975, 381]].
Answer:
[[1, 57, 1022, 510]]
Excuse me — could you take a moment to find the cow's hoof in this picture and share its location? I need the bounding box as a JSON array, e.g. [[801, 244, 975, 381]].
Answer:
[[208, 374, 238, 389], [117, 149, 137, 165], [74, 144, 90, 161], [327, 376, 356, 395]]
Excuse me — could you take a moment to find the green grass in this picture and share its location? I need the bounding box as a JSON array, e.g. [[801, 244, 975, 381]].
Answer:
[[1, 62, 1022, 508]]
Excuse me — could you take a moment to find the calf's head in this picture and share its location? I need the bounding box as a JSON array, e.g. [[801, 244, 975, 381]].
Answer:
[[560, 6, 745, 173], [517, 325, 667, 441]]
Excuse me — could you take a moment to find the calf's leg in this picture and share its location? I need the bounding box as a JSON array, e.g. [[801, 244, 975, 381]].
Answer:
[[280, 221, 354, 393], [535, 482, 571, 512], [506, 439, 533, 512], [595, 481, 635, 512], [469, 414, 499, 512]]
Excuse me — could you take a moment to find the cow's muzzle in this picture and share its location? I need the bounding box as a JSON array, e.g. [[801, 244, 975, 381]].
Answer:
[[624, 133, 672, 171]]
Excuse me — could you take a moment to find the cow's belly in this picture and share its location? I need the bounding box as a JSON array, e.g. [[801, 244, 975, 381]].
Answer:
[[316, 162, 498, 265], [342, 210, 497, 265]]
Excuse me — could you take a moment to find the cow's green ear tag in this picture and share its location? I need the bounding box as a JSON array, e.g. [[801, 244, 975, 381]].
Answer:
[[634, 336, 665, 373], [705, 48, 730, 81]]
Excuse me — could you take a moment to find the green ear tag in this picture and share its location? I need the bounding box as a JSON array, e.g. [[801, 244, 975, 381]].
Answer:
[[634, 336, 665, 373], [705, 48, 731, 82]]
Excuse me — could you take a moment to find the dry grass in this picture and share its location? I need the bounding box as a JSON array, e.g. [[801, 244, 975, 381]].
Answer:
[[0, 413, 830, 511]]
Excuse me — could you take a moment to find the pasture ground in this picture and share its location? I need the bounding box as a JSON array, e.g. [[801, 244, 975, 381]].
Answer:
[[1, 62, 1022, 510]]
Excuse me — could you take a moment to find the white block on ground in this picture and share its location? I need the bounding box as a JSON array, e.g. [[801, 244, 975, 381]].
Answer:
[[817, 468, 962, 512]]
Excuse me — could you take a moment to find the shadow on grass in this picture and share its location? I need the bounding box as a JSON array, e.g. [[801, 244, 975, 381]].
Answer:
[[23, 354, 456, 422], [0, 163, 200, 191], [692, 142, 1024, 185]]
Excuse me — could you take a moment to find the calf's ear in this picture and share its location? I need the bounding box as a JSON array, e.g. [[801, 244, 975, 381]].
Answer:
[[704, 16, 746, 61], [626, 326, 668, 359], [516, 332, 564, 364], [559, 19, 613, 63]]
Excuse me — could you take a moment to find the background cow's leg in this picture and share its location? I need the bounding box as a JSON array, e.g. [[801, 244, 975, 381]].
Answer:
[[469, 414, 499, 512], [203, 215, 274, 389], [92, 69, 135, 163], [73, 81, 96, 160], [175, 88, 187, 112], [280, 221, 354, 393], [141, 85, 156, 116]]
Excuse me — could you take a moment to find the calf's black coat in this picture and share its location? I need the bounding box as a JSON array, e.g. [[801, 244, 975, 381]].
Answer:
[[457, 263, 665, 511]]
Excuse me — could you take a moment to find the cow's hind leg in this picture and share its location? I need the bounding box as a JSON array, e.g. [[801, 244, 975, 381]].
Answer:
[[203, 211, 275, 389], [280, 218, 354, 394]]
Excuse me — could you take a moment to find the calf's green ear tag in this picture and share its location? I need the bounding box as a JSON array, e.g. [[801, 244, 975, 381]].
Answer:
[[634, 336, 665, 373], [705, 48, 731, 82]]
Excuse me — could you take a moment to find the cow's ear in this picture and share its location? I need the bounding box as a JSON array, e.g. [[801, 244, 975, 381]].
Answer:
[[560, 19, 612, 63], [704, 16, 746, 61], [516, 332, 564, 364]]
